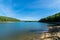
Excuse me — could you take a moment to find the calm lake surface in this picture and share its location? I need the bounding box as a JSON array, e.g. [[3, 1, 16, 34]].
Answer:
[[0, 22, 49, 40]]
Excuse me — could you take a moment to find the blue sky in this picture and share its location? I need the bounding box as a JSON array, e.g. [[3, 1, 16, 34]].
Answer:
[[0, 0, 60, 20]]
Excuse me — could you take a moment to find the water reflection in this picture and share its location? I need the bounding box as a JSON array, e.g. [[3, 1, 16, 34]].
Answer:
[[0, 22, 48, 40]]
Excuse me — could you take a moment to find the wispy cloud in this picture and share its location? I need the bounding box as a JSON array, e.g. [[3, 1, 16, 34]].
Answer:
[[0, 0, 60, 20], [0, 4, 18, 19]]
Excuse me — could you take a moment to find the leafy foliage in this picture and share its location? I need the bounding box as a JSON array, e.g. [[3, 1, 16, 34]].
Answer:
[[0, 16, 20, 22], [39, 12, 60, 22]]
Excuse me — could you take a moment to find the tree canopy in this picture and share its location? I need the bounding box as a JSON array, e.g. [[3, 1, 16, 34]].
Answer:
[[0, 16, 20, 22], [39, 12, 60, 22]]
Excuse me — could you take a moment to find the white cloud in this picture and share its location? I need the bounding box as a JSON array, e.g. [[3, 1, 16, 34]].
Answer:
[[20, 16, 39, 21]]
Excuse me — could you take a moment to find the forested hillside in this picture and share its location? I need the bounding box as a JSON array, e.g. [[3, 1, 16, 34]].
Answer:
[[0, 16, 20, 22], [39, 12, 60, 22]]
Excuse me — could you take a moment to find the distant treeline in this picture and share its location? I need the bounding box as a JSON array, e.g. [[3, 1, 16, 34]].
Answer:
[[0, 16, 20, 22], [39, 12, 60, 22]]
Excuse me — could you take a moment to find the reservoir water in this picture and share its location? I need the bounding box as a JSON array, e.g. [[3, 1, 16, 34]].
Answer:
[[0, 22, 49, 40]]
